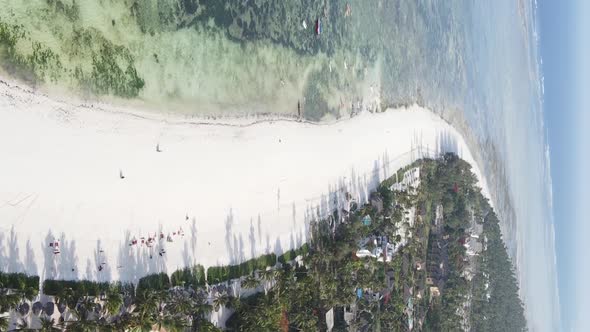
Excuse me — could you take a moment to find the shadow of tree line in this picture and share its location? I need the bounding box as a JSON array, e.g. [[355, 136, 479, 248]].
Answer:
[[0, 129, 461, 288]]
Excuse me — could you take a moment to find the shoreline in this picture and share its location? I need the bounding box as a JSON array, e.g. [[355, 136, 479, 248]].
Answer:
[[0, 74, 385, 128]]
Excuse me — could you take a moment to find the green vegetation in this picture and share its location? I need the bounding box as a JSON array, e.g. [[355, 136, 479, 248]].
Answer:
[[0, 155, 525, 331], [0, 272, 39, 294], [303, 69, 334, 121], [0, 272, 39, 330], [277, 243, 309, 264], [0, 21, 62, 84], [45, 0, 80, 21], [0, 272, 39, 311], [137, 272, 171, 294], [206, 253, 276, 284], [87, 43, 145, 98], [418, 154, 526, 331], [470, 211, 528, 331], [171, 265, 206, 288], [42, 279, 132, 297], [225, 154, 525, 331], [420, 154, 480, 331], [0, 7, 145, 98]]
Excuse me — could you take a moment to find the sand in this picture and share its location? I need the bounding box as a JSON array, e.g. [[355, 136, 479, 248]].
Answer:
[[0, 79, 491, 284]]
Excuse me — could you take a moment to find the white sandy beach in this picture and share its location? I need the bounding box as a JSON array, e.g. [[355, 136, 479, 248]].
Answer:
[[0, 80, 491, 285]]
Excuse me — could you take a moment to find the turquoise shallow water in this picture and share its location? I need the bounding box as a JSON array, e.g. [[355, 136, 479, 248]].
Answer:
[[0, 0, 557, 329]]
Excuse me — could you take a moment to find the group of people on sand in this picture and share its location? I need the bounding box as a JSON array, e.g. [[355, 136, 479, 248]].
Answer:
[[48, 240, 108, 272], [48, 239, 60, 255], [47, 215, 188, 273], [128, 227, 185, 259], [116, 144, 193, 260]]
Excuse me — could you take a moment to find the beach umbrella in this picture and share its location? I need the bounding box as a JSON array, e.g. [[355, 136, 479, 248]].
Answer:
[[43, 302, 55, 316], [32, 302, 43, 315], [57, 301, 67, 314], [18, 303, 30, 316]]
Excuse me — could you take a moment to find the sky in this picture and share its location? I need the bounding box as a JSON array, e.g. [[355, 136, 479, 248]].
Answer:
[[538, 1, 590, 331]]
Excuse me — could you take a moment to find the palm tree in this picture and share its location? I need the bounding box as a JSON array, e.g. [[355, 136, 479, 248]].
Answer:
[[153, 311, 187, 332], [108, 312, 133, 331], [104, 291, 123, 316], [273, 269, 294, 303], [0, 316, 8, 331], [166, 290, 192, 316], [133, 290, 164, 329], [63, 307, 98, 332], [290, 310, 318, 331], [55, 287, 76, 310], [11, 287, 38, 305], [134, 289, 190, 332], [38, 316, 60, 332], [212, 292, 231, 312], [155, 293, 187, 332], [259, 269, 277, 295], [240, 275, 260, 290], [0, 291, 20, 313], [187, 292, 212, 332]]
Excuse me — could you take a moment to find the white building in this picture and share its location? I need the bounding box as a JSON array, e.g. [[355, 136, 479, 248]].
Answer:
[[391, 167, 421, 193], [355, 236, 398, 262]]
